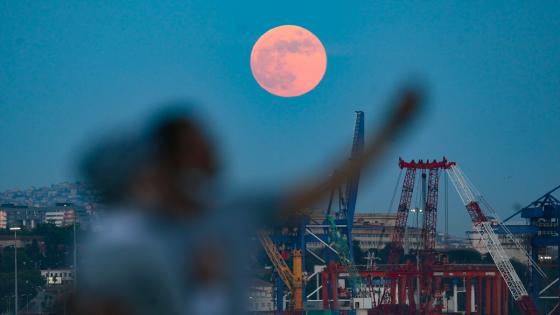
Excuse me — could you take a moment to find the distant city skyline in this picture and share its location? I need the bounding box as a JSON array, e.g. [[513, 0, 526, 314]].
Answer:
[[1, 2, 559, 234], [0, 181, 97, 208]]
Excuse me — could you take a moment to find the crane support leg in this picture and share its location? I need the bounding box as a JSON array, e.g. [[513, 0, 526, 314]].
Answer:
[[466, 277, 472, 315], [388, 168, 417, 264], [485, 277, 491, 315], [422, 168, 440, 250], [321, 271, 329, 310]]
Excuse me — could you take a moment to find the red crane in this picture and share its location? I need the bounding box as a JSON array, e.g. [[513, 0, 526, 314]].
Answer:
[[382, 158, 454, 308], [390, 158, 455, 261], [380, 158, 539, 315], [446, 164, 539, 315]]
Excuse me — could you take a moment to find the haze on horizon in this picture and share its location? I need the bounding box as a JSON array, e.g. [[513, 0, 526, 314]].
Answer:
[[1, 1, 559, 235]]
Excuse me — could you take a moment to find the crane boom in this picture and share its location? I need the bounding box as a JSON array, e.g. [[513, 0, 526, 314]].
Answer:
[[258, 232, 303, 310], [258, 232, 295, 291], [343, 111, 364, 262], [344, 110, 364, 221], [446, 164, 538, 315]]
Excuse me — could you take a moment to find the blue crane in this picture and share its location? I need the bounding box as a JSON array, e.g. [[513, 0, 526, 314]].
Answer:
[[267, 111, 365, 312], [499, 184, 560, 313], [319, 111, 364, 263], [341, 110, 364, 262]]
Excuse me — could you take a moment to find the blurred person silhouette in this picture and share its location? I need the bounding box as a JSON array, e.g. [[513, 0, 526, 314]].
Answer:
[[74, 86, 422, 315]]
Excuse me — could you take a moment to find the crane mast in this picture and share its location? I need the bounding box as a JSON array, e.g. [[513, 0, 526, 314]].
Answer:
[[446, 164, 538, 315], [387, 166, 417, 265], [421, 168, 440, 251], [388, 159, 455, 263], [343, 111, 364, 262]]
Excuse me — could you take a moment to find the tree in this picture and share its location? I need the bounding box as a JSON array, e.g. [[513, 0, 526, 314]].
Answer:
[[34, 223, 75, 268], [0, 247, 44, 314]]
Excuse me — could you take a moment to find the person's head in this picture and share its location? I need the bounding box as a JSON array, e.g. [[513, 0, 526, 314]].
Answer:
[[150, 107, 218, 178], [81, 103, 220, 218], [144, 105, 220, 213]]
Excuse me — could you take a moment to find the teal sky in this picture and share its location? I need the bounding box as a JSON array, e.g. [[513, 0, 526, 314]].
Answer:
[[1, 1, 559, 234]]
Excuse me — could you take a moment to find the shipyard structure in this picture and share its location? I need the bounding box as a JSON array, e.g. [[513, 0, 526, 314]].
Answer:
[[252, 112, 559, 315]]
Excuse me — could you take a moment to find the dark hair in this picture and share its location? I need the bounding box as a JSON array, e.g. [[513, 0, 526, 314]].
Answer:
[[145, 103, 217, 173], [80, 133, 155, 204]]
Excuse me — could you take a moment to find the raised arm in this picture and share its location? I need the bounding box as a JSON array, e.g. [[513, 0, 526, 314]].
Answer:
[[283, 86, 424, 217]]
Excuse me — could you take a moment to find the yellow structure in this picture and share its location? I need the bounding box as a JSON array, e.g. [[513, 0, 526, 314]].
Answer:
[[258, 232, 304, 311], [292, 249, 303, 310]]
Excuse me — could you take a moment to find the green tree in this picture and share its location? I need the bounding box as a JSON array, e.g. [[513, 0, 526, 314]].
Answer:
[[35, 223, 75, 268], [0, 247, 45, 314]]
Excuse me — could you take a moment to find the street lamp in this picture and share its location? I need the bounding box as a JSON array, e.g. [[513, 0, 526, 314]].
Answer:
[[73, 209, 77, 289], [10, 227, 21, 315], [65, 204, 78, 289]]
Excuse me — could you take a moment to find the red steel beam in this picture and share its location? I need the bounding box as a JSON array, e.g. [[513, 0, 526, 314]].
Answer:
[[398, 276, 407, 304], [330, 263, 505, 314], [321, 271, 329, 310], [485, 277, 491, 315], [398, 157, 455, 170], [407, 277, 416, 311], [330, 267, 338, 310], [494, 276, 501, 315], [466, 276, 472, 315]]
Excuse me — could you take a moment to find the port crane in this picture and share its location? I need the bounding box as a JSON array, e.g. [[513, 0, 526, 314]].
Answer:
[[500, 184, 560, 314], [323, 111, 365, 300], [259, 111, 365, 312], [446, 164, 539, 315], [378, 158, 539, 315], [257, 231, 303, 310], [381, 158, 454, 309], [325, 111, 364, 262]]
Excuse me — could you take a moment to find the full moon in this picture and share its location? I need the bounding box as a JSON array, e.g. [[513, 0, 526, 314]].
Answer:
[[250, 25, 327, 97]]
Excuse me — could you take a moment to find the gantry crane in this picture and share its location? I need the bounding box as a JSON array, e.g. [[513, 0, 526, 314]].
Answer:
[[501, 184, 560, 314], [381, 158, 454, 308]]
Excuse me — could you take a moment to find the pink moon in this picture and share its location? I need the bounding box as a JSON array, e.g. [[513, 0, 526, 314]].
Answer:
[[250, 25, 327, 97]]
